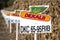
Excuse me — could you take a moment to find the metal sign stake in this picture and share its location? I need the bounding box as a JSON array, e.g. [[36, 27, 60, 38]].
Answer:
[[16, 22, 18, 40], [34, 33, 37, 40], [10, 20, 12, 33]]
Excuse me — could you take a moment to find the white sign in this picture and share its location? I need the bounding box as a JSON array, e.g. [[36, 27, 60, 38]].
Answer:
[[20, 16, 51, 34], [1, 5, 51, 40]]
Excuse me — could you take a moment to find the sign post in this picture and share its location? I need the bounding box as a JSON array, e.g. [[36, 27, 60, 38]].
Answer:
[[35, 33, 37, 40], [10, 20, 12, 33], [1, 10, 20, 40], [20, 10, 51, 40], [1, 5, 51, 40], [16, 21, 18, 40]]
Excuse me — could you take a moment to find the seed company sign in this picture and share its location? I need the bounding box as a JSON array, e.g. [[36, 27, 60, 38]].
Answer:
[[1, 5, 51, 40]]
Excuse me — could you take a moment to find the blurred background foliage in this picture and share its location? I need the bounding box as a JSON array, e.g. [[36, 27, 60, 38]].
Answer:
[[0, 0, 14, 9]]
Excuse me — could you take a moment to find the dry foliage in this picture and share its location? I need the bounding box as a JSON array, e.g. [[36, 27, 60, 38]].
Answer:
[[0, 0, 60, 40]]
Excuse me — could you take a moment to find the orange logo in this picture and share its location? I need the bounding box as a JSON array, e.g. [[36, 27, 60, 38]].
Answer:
[[20, 11, 50, 22]]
